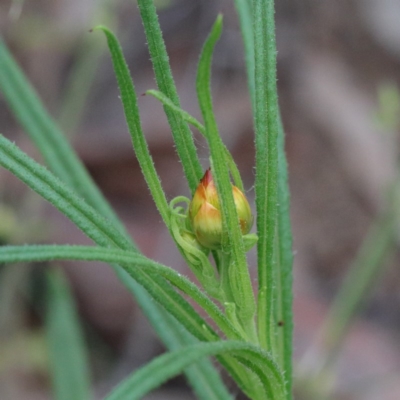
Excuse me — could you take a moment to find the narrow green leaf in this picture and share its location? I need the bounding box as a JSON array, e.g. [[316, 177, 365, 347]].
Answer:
[[136, 0, 203, 193], [140, 304, 234, 400], [0, 244, 242, 341], [236, 0, 294, 395], [90, 26, 234, 395], [0, 37, 233, 398], [0, 245, 268, 399], [0, 134, 217, 339], [196, 15, 256, 334], [95, 26, 170, 226], [0, 135, 132, 250], [146, 89, 244, 191], [233, 0, 256, 112], [0, 38, 131, 243], [106, 341, 285, 400], [253, 0, 280, 353], [114, 276, 235, 400], [0, 251, 269, 397], [46, 269, 91, 400], [146, 89, 206, 134], [275, 117, 293, 397], [0, 137, 258, 397]]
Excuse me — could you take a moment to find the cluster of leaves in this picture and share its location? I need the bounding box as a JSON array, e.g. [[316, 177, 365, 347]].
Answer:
[[0, 0, 293, 399]]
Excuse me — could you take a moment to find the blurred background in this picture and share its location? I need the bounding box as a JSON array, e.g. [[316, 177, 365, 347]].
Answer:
[[0, 0, 400, 399]]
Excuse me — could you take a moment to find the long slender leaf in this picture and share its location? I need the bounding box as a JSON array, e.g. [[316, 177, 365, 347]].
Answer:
[[0, 137, 259, 397], [96, 26, 170, 226], [98, 25, 225, 308], [0, 134, 217, 341], [0, 135, 132, 250], [93, 27, 245, 396], [196, 15, 256, 334], [253, 0, 280, 353], [106, 341, 286, 400], [0, 35, 235, 398], [136, 0, 203, 193], [142, 309, 234, 400], [275, 117, 293, 396], [146, 89, 244, 191], [0, 244, 242, 341], [233, 0, 255, 111], [115, 275, 234, 400], [146, 89, 206, 134], [0, 38, 130, 241], [235, 0, 293, 395], [46, 269, 91, 400]]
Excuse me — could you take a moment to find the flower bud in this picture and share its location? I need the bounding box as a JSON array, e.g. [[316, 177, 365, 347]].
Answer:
[[189, 169, 253, 249]]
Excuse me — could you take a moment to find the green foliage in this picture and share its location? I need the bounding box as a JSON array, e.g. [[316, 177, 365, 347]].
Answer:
[[0, 0, 295, 399], [46, 269, 91, 400], [0, 39, 130, 240], [137, 0, 203, 193], [252, 0, 280, 356], [94, 26, 170, 226], [196, 15, 257, 339], [276, 117, 294, 396], [106, 341, 285, 400]]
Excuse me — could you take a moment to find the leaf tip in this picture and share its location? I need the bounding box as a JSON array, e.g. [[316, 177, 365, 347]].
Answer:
[[91, 25, 110, 35]]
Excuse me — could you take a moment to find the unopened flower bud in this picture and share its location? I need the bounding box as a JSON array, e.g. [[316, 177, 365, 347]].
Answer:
[[189, 169, 253, 249]]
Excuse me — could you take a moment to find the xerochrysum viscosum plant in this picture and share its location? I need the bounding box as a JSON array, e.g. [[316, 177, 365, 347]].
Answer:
[[0, 1, 292, 397]]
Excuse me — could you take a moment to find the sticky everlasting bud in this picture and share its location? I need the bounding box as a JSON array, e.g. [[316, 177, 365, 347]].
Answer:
[[189, 169, 253, 249]]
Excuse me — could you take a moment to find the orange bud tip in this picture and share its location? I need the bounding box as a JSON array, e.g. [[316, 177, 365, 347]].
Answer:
[[189, 169, 253, 250]]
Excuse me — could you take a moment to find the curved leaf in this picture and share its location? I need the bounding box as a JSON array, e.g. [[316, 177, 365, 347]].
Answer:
[[46, 269, 91, 400], [0, 134, 217, 340], [145, 89, 244, 191], [0, 134, 131, 250], [196, 15, 256, 333], [0, 39, 130, 241], [136, 0, 203, 193], [0, 133, 259, 398], [0, 41, 232, 399], [95, 26, 170, 226], [106, 341, 285, 400], [0, 244, 242, 341]]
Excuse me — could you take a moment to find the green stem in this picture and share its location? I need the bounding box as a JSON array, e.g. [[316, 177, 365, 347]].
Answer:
[[219, 251, 235, 304]]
